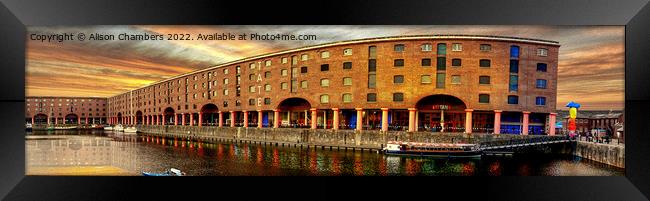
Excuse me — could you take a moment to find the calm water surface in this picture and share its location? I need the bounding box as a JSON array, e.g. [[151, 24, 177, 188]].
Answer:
[[25, 130, 624, 176]]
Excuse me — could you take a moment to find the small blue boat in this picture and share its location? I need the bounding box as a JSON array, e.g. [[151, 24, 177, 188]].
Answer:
[[142, 168, 185, 176]]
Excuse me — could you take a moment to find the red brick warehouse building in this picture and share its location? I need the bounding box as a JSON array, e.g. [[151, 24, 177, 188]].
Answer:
[[106, 35, 559, 135], [25, 97, 108, 125]]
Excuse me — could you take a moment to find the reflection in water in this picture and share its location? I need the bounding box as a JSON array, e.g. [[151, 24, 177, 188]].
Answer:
[[26, 130, 625, 176]]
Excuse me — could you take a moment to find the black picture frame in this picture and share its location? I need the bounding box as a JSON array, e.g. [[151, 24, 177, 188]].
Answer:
[[1, 0, 649, 200]]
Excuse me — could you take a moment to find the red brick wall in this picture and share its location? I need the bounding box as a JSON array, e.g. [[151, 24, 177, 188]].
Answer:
[[108, 36, 559, 118]]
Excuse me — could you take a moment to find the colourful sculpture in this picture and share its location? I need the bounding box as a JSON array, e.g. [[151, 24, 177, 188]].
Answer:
[[566, 101, 581, 138]]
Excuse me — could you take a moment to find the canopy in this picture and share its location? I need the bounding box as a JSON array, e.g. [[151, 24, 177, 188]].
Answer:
[[566, 101, 581, 108]]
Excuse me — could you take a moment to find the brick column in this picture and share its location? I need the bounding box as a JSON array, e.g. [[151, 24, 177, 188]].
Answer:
[[32, 116, 35, 125], [522, 111, 530, 135], [55, 117, 58, 125], [181, 113, 186, 126], [142, 115, 145, 125], [494, 110, 502, 134], [465, 109, 473, 134], [189, 113, 194, 126], [85, 117, 89, 125], [355, 108, 363, 131], [273, 110, 280, 128], [230, 111, 235, 127], [218, 111, 223, 127], [258, 110, 263, 128], [332, 108, 339, 130], [381, 108, 389, 132], [549, 113, 557, 136], [162, 113, 166, 125], [174, 113, 178, 125], [78, 116, 81, 125], [198, 112, 203, 127], [48, 116, 51, 125], [310, 108, 317, 129], [408, 108, 416, 132]]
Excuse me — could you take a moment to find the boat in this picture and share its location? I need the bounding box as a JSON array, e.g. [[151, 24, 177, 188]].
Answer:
[[26, 123, 33, 131], [123, 126, 138, 133], [91, 124, 104, 129], [382, 141, 482, 158], [142, 168, 185, 176], [54, 125, 78, 130], [114, 124, 124, 132], [104, 125, 114, 131]]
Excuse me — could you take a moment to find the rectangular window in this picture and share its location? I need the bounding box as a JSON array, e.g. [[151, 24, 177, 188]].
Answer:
[[282, 57, 288, 64], [249, 86, 256, 93], [249, 63, 256, 70], [264, 98, 271, 105], [265, 84, 271, 91], [394, 44, 405, 52], [508, 96, 519, 104], [537, 48, 548, 57], [436, 73, 445, 88], [451, 43, 462, 51], [367, 93, 377, 102], [321, 64, 329, 71], [343, 77, 352, 86], [368, 46, 377, 59], [479, 76, 490, 84], [479, 94, 490, 103], [509, 75, 518, 92], [343, 62, 352, 69], [342, 94, 352, 103], [320, 79, 330, 87], [321, 51, 330, 58], [281, 82, 288, 90], [301, 80, 308, 88], [536, 79, 547, 89], [510, 46, 520, 58], [301, 66, 308, 73], [510, 60, 519, 73], [479, 59, 490, 67], [421, 58, 431, 66], [536, 97, 546, 105], [249, 99, 256, 106], [393, 93, 404, 102], [320, 95, 329, 103], [451, 75, 461, 84], [301, 54, 309, 61], [281, 69, 288, 76], [265, 71, 271, 78], [265, 60, 272, 66], [343, 48, 353, 56], [480, 44, 491, 52], [421, 75, 432, 84], [436, 57, 446, 70], [368, 74, 376, 88], [292, 56, 298, 65], [394, 59, 404, 67], [368, 59, 376, 72], [437, 44, 446, 55], [451, 58, 461, 67], [537, 63, 547, 72], [421, 44, 432, 51], [393, 75, 404, 84]]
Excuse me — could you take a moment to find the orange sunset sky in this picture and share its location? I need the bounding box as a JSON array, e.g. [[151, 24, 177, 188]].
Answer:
[[26, 26, 624, 110]]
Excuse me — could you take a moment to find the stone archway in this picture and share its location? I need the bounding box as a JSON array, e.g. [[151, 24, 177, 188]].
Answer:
[[415, 94, 467, 132], [200, 103, 219, 126], [65, 113, 78, 124], [34, 113, 48, 125], [163, 107, 175, 125], [276, 97, 311, 128], [136, 110, 143, 125]]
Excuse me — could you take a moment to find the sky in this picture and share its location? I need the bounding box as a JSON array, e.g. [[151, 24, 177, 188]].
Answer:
[[26, 25, 624, 110]]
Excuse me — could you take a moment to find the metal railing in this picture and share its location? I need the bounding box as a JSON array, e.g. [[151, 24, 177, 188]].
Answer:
[[479, 135, 570, 150]]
